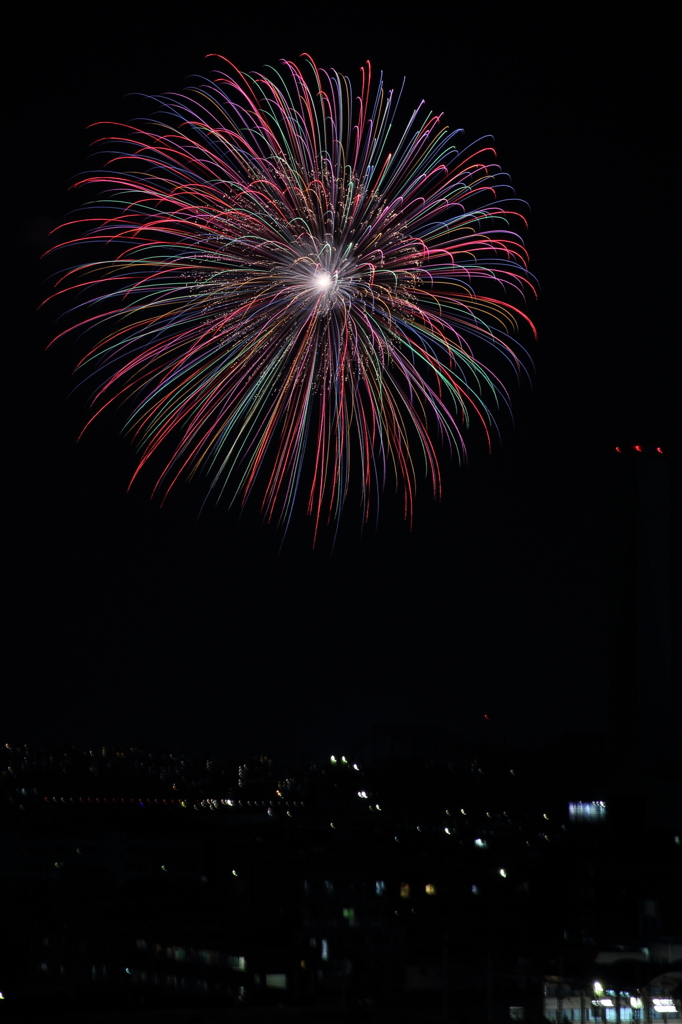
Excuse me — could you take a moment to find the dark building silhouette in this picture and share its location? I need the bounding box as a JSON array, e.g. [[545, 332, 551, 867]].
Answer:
[[608, 443, 678, 830]]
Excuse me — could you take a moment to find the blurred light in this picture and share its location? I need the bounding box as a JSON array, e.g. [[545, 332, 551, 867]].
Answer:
[[631, 998, 643, 1009], [499, 868, 507, 878], [314, 271, 332, 290], [594, 983, 604, 996], [570, 801, 607, 823]]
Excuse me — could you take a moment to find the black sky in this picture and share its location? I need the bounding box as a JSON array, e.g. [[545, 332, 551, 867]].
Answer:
[[10, 5, 677, 760]]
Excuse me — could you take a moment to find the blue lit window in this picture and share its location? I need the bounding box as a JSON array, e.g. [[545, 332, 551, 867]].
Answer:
[[568, 801, 607, 823]]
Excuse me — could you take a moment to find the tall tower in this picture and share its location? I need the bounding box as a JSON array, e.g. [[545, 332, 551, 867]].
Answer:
[[608, 443, 677, 827]]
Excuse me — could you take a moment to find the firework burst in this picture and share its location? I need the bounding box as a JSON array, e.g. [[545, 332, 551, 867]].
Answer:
[[47, 56, 536, 539]]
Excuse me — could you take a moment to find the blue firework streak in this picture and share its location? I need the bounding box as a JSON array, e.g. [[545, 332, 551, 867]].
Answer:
[[47, 55, 537, 540]]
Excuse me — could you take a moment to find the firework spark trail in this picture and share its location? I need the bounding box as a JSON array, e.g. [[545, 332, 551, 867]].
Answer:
[[47, 55, 537, 540]]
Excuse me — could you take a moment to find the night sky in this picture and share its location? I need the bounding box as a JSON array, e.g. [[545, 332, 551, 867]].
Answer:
[[11, 6, 676, 761]]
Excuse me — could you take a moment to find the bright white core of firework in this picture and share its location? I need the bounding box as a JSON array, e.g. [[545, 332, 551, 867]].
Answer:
[[313, 271, 333, 290]]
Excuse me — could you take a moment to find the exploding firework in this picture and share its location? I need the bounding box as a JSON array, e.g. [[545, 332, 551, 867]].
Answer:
[[47, 56, 536, 539]]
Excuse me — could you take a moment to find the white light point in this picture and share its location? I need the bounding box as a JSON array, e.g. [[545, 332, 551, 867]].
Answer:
[[314, 271, 332, 291]]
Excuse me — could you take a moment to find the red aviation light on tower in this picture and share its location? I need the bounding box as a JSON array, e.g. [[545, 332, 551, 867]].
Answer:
[[614, 443, 664, 456]]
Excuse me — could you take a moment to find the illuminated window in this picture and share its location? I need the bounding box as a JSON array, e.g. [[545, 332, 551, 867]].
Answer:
[[653, 999, 677, 1015], [342, 907, 357, 926], [569, 801, 607, 823], [400, 882, 411, 899], [425, 883, 436, 895], [375, 880, 386, 896]]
